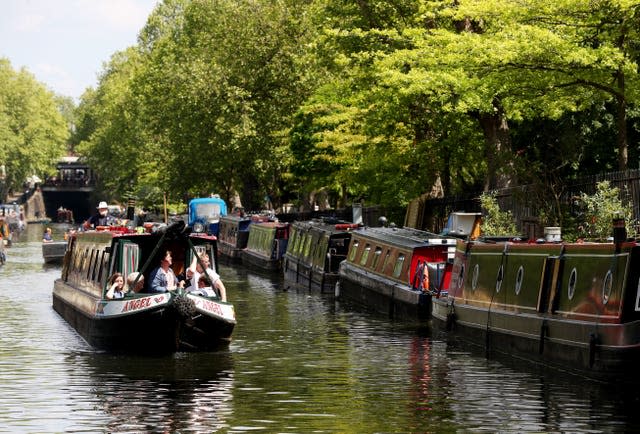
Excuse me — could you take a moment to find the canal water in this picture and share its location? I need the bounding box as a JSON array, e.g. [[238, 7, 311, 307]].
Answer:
[[1, 224, 639, 433]]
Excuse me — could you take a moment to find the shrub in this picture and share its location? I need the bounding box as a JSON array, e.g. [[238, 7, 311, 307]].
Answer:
[[479, 192, 517, 236], [578, 181, 636, 241]]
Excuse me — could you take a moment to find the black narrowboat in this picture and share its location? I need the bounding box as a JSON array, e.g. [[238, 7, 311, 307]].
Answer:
[[52, 221, 236, 353], [217, 214, 252, 262], [283, 218, 358, 293], [241, 220, 290, 272]]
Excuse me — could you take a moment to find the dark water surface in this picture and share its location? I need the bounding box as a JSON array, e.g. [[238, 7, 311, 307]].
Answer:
[[1, 224, 639, 433]]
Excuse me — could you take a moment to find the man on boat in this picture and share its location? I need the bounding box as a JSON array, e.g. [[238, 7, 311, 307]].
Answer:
[[83, 201, 114, 229]]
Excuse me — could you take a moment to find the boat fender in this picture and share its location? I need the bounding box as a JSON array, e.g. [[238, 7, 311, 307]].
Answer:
[[173, 294, 197, 318], [538, 320, 549, 354], [445, 311, 456, 331], [589, 333, 599, 368]]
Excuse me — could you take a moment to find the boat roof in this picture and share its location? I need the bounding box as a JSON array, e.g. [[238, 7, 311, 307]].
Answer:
[[352, 226, 456, 249], [291, 218, 359, 235]]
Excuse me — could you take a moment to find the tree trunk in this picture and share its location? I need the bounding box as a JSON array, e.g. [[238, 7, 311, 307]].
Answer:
[[475, 101, 514, 191], [616, 70, 628, 170]]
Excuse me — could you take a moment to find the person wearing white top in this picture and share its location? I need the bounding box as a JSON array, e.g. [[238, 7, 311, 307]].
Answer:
[[187, 253, 227, 301]]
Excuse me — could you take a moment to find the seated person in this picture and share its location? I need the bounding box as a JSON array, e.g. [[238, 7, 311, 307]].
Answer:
[[186, 253, 227, 301], [126, 272, 145, 293], [42, 227, 53, 242], [147, 250, 184, 293], [189, 274, 219, 298], [106, 272, 127, 299]]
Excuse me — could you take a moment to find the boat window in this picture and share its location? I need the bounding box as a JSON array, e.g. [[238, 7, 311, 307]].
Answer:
[[457, 264, 465, 290], [97, 250, 109, 284], [360, 244, 371, 266], [392, 254, 405, 278], [90, 249, 100, 281], [288, 230, 298, 254], [315, 237, 328, 265], [81, 247, 90, 277], [635, 278, 640, 311], [602, 270, 613, 305], [371, 247, 383, 270], [86, 249, 95, 280], [495, 264, 503, 293], [349, 241, 359, 262], [471, 263, 479, 291], [303, 233, 312, 257], [567, 268, 577, 300], [515, 265, 524, 295], [382, 250, 391, 273]]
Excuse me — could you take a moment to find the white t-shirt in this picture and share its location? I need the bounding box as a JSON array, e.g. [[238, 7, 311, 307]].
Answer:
[[189, 268, 221, 291]]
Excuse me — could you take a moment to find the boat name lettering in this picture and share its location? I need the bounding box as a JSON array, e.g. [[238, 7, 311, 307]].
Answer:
[[200, 299, 223, 315], [122, 297, 153, 312]]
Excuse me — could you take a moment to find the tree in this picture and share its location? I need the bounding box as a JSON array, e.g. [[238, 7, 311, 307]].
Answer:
[[0, 58, 68, 198]]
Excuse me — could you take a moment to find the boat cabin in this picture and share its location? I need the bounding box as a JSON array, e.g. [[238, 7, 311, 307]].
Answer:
[[188, 196, 228, 237], [346, 227, 457, 293]]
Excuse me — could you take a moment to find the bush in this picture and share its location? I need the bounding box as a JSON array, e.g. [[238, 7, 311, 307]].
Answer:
[[479, 192, 517, 236], [578, 181, 636, 241]]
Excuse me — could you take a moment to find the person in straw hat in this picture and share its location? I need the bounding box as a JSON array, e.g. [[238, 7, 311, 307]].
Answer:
[[83, 201, 114, 229]]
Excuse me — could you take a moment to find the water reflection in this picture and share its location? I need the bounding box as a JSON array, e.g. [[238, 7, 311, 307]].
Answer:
[[71, 351, 235, 433], [1, 224, 640, 432]]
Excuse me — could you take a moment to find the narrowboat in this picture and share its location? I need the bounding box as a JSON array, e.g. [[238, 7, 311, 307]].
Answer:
[[337, 226, 457, 321], [283, 218, 358, 293], [52, 221, 236, 353], [431, 228, 640, 379], [217, 214, 252, 262], [241, 220, 290, 272], [42, 240, 68, 264], [188, 195, 227, 237]]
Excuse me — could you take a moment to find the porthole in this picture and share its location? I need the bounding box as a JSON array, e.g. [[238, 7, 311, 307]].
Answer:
[[495, 264, 504, 293], [602, 270, 613, 305], [515, 265, 524, 295], [471, 263, 479, 291], [458, 264, 465, 290], [568, 268, 577, 300]]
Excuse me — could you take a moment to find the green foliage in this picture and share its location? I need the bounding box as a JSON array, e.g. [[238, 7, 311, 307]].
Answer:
[[479, 192, 517, 236], [64, 0, 640, 215], [0, 58, 68, 199], [578, 181, 636, 241]]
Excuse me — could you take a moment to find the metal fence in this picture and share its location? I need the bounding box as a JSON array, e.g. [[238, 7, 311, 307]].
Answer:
[[414, 169, 640, 238]]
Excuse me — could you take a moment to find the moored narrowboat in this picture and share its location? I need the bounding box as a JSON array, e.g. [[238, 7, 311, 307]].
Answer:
[[283, 218, 359, 293], [52, 221, 236, 353], [431, 234, 640, 379], [217, 214, 252, 262], [337, 226, 457, 321], [241, 220, 290, 272]]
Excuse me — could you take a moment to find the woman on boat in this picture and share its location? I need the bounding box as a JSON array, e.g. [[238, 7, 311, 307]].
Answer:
[[148, 250, 184, 293], [42, 227, 53, 243], [105, 272, 128, 299]]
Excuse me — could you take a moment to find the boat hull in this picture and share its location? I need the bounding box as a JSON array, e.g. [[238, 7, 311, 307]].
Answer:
[[217, 240, 245, 263], [241, 249, 282, 272], [42, 241, 67, 264], [338, 261, 431, 320], [53, 278, 235, 353], [432, 239, 640, 379], [283, 258, 339, 294]]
